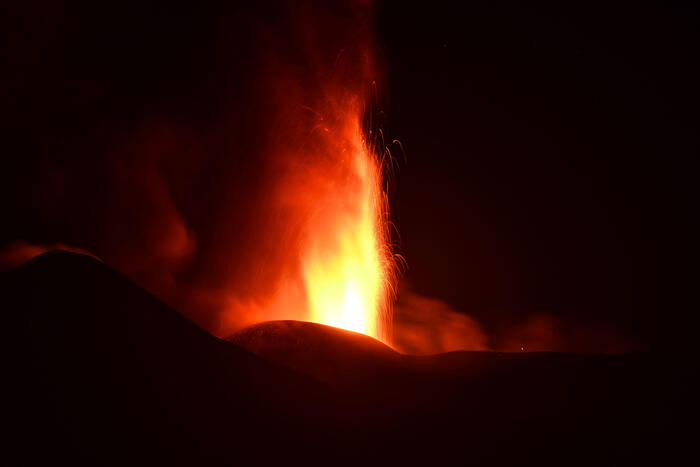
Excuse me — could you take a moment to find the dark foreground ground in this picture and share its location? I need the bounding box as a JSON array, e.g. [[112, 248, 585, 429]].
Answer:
[[1, 252, 690, 465]]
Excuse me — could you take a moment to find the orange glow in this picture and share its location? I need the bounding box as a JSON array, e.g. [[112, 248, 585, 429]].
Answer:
[[301, 112, 392, 340], [207, 1, 396, 343]]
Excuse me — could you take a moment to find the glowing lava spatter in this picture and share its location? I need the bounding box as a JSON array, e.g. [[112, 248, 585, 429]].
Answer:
[[301, 103, 393, 342], [216, 1, 397, 343]]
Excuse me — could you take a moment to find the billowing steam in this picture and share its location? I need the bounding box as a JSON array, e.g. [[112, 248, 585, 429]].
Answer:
[[392, 287, 640, 354]]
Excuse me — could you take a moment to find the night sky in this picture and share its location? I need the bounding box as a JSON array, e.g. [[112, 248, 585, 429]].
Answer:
[[379, 1, 697, 349], [2, 1, 697, 350]]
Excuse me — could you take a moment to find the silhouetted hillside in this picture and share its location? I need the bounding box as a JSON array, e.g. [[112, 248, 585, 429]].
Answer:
[[1, 252, 684, 465], [1, 251, 347, 465]]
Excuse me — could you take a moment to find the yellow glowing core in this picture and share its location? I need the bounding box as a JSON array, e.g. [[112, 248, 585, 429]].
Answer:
[[302, 118, 390, 341]]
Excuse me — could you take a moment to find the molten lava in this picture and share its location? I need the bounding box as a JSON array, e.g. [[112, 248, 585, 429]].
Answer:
[[206, 1, 396, 343], [301, 109, 392, 340]]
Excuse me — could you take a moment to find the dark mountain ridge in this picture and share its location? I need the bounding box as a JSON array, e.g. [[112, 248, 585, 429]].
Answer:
[[1, 251, 684, 465]]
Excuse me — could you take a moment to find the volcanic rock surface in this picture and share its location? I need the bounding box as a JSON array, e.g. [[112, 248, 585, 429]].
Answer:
[[1, 251, 685, 466], [229, 320, 403, 390]]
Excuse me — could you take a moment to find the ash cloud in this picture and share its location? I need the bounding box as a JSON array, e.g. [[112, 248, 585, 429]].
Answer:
[[392, 290, 490, 354], [393, 287, 641, 355]]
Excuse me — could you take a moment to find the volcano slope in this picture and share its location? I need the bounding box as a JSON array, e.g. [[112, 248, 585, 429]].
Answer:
[[1, 251, 684, 466]]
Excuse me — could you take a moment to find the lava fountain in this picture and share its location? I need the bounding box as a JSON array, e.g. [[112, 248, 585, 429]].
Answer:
[[226, 1, 396, 343], [301, 101, 393, 340]]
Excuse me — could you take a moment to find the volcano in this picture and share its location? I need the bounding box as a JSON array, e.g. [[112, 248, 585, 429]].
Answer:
[[1, 251, 684, 465]]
